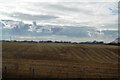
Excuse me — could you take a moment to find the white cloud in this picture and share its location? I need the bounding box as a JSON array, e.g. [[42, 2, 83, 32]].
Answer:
[[0, 2, 118, 30]]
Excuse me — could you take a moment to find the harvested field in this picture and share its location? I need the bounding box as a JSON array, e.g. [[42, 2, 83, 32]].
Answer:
[[2, 42, 120, 78]]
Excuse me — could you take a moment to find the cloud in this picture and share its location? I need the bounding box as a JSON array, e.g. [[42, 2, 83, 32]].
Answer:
[[1, 20, 118, 40], [9, 12, 58, 21], [51, 27, 63, 34], [55, 27, 92, 37], [101, 30, 118, 38], [47, 4, 80, 12], [0, 0, 119, 3], [0, 1, 119, 42], [0, 2, 118, 29], [1, 22, 118, 42]]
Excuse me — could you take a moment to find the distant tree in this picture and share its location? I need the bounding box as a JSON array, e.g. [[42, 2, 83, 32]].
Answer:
[[46, 40, 53, 43], [23, 40, 27, 42], [13, 40, 17, 42], [99, 41, 104, 44]]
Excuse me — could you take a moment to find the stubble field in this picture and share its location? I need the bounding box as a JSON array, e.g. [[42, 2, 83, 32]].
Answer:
[[2, 42, 120, 78]]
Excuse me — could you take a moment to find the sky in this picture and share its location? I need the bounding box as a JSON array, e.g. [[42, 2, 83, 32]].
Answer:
[[0, 0, 119, 42]]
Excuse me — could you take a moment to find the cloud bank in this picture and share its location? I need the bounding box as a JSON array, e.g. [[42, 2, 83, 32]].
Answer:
[[0, 1, 119, 42]]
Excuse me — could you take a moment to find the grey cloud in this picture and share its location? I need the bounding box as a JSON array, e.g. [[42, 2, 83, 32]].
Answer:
[[10, 12, 58, 21], [45, 3, 93, 15], [101, 24, 118, 30], [101, 30, 118, 38], [0, 20, 5, 27], [47, 4, 79, 12], [55, 26, 96, 37], [2, 20, 118, 40], [51, 27, 63, 34]]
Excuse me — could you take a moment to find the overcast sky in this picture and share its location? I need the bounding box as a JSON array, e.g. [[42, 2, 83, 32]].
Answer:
[[0, 0, 119, 42]]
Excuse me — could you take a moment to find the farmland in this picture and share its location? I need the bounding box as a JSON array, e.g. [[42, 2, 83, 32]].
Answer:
[[2, 42, 120, 78]]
